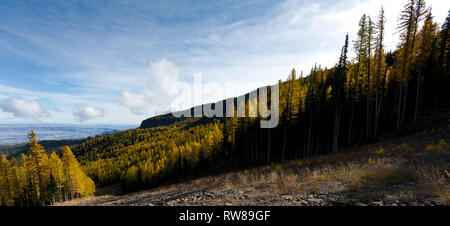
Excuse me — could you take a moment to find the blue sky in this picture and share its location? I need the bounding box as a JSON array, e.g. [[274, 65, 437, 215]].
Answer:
[[0, 0, 449, 125]]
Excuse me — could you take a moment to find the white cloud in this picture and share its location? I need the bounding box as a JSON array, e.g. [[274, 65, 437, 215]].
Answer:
[[119, 58, 182, 115], [148, 58, 180, 95], [118, 91, 149, 115], [72, 105, 105, 122], [0, 98, 48, 119]]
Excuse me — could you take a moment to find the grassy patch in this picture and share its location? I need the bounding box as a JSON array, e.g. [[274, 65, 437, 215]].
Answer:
[[364, 166, 415, 187], [413, 165, 450, 206]]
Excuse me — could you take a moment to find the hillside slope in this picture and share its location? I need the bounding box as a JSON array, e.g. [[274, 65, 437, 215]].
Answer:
[[139, 91, 256, 129], [62, 125, 450, 206]]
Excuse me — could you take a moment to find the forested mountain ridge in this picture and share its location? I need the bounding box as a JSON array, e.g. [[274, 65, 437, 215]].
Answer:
[[1, 0, 450, 206], [140, 113, 188, 129], [139, 90, 267, 129]]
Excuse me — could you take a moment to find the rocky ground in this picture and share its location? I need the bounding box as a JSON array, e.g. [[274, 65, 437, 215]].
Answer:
[[75, 183, 442, 206], [60, 125, 450, 206]]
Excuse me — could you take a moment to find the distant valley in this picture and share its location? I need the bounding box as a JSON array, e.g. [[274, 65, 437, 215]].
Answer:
[[0, 124, 135, 145]]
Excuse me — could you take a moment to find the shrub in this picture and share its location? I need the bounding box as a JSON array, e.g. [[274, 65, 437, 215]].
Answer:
[[273, 164, 283, 172], [295, 159, 304, 167], [425, 140, 447, 153], [377, 190, 388, 199], [375, 147, 385, 155]]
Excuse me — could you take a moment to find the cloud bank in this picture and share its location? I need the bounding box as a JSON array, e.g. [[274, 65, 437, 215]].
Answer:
[[72, 105, 105, 122], [0, 98, 48, 119], [119, 58, 182, 115]]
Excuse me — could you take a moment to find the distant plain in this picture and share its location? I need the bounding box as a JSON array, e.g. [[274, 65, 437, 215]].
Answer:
[[0, 124, 135, 144]]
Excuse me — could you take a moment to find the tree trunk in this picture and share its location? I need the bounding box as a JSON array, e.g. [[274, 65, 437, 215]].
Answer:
[[332, 106, 341, 153], [396, 84, 404, 133], [267, 129, 271, 162], [400, 84, 409, 132], [374, 58, 387, 138], [366, 50, 372, 140], [348, 101, 355, 144], [413, 66, 423, 125], [348, 68, 360, 145], [281, 126, 286, 162]]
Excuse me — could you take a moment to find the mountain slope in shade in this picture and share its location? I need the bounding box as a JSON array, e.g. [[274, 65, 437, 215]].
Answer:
[[139, 87, 269, 129]]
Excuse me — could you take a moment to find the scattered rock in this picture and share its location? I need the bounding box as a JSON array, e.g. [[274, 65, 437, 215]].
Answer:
[[355, 202, 367, 206], [297, 200, 309, 205], [340, 199, 354, 205], [307, 198, 322, 204], [370, 201, 384, 206]]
